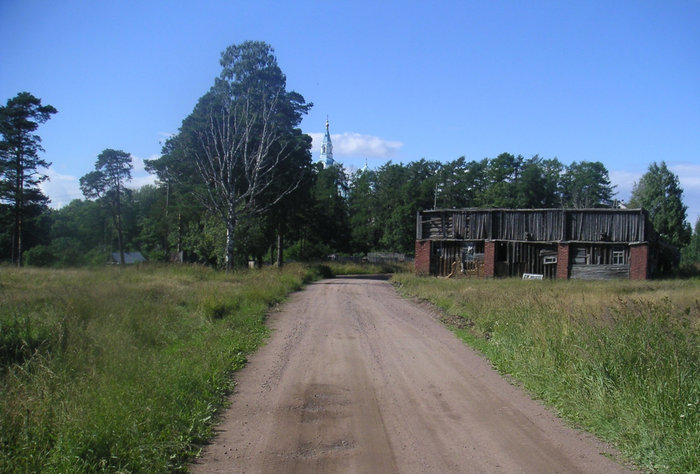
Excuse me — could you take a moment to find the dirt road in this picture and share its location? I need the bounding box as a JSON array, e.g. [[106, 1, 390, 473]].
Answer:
[[191, 276, 634, 473]]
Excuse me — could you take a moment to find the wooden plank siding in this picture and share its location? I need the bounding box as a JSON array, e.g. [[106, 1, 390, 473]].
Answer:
[[570, 265, 629, 280], [419, 208, 650, 244], [416, 208, 654, 279]]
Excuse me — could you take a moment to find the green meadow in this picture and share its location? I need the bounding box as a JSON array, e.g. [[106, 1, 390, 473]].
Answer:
[[0, 264, 329, 472], [2, 264, 698, 473]]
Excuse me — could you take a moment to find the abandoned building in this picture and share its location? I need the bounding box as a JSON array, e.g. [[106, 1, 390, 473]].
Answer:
[[415, 208, 657, 280]]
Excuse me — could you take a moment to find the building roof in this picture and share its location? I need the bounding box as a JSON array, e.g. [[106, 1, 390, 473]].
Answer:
[[110, 251, 147, 264]]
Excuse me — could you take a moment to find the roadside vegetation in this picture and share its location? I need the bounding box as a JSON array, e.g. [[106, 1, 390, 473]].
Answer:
[[0, 263, 328, 472], [323, 260, 412, 276], [392, 274, 700, 473]]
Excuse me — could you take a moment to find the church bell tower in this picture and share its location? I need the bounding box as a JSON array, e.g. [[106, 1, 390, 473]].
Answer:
[[320, 118, 335, 168]]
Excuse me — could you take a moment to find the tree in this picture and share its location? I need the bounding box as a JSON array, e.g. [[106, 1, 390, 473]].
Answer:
[[51, 199, 107, 250], [375, 160, 439, 253], [514, 156, 563, 208], [480, 153, 523, 208], [149, 41, 312, 269], [560, 161, 615, 208], [680, 217, 700, 268], [348, 168, 380, 254], [0, 92, 57, 266], [80, 149, 133, 265], [629, 161, 691, 249], [311, 164, 351, 254], [433, 157, 485, 209]]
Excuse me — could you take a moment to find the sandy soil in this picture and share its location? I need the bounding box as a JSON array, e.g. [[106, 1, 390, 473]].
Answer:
[[190, 275, 635, 474]]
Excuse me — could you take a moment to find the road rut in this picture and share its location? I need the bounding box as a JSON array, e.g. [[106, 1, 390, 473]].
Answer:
[[191, 275, 634, 473]]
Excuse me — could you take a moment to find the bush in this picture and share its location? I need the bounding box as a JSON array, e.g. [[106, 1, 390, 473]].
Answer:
[[23, 245, 56, 267]]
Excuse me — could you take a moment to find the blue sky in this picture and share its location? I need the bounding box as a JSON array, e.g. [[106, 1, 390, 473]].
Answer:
[[1, 1, 699, 224]]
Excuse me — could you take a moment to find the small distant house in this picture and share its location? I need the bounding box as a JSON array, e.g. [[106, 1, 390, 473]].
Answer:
[[110, 251, 147, 265], [415, 208, 657, 280]]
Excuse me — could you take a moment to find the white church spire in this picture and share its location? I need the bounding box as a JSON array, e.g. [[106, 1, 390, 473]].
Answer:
[[320, 118, 335, 168]]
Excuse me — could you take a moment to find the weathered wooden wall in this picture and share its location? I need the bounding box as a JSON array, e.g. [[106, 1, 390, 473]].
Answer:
[[418, 208, 649, 243], [570, 265, 630, 280]]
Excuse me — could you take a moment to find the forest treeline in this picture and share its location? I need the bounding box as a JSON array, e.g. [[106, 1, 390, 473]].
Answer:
[[2, 41, 698, 270], [6, 153, 700, 270]]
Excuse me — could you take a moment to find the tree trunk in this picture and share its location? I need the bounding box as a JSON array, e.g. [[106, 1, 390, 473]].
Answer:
[[115, 183, 125, 265], [15, 151, 23, 267], [224, 204, 236, 270], [116, 215, 125, 265], [16, 207, 22, 267], [177, 212, 182, 254], [276, 229, 284, 267]]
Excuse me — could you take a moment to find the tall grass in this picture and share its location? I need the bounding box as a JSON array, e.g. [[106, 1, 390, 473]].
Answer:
[[0, 263, 322, 472], [392, 275, 700, 473], [324, 261, 411, 275]]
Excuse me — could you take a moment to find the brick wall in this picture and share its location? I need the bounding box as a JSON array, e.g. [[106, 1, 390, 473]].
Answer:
[[556, 243, 570, 279], [414, 240, 431, 275], [629, 244, 649, 280], [484, 241, 496, 278]]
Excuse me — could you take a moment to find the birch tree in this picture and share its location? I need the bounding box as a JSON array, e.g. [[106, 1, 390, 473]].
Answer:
[[149, 41, 311, 269]]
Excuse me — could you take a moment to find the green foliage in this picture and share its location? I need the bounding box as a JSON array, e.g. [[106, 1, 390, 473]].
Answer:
[[681, 217, 700, 269], [515, 155, 563, 207], [0, 92, 57, 265], [80, 149, 134, 265], [630, 161, 691, 250], [394, 274, 700, 473], [325, 261, 410, 275], [560, 160, 615, 208], [22, 244, 56, 267], [0, 264, 320, 472], [181, 213, 226, 266], [14, 143, 631, 270], [23, 237, 108, 268], [310, 165, 351, 252], [285, 237, 333, 261], [372, 159, 439, 253], [148, 41, 313, 269]]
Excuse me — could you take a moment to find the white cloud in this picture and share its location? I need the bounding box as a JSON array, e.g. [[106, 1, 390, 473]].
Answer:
[[671, 163, 700, 189], [127, 154, 158, 190], [309, 132, 403, 158], [610, 163, 700, 224], [609, 170, 642, 201], [671, 163, 700, 224], [40, 169, 82, 209], [40, 153, 159, 209]]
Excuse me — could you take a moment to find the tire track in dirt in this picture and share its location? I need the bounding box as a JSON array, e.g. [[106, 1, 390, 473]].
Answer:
[[190, 276, 635, 473]]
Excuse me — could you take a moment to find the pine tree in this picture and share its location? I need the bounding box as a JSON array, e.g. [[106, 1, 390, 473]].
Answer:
[[0, 92, 57, 265]]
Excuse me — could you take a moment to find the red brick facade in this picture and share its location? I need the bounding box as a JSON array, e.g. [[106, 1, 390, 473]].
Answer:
[[484, 241, 496, 278], [629, 244, 649, 280], [556, 243, 570, 279], [414, 240, 431, 275]]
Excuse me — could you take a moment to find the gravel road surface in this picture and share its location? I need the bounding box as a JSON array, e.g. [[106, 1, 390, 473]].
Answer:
[[190, 275, 634, 473]]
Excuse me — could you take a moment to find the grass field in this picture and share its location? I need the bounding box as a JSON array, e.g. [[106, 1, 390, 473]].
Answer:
[[392, 274, 700, 473], [3, 263, 697, 472], [0, 263, 331, 472]]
